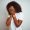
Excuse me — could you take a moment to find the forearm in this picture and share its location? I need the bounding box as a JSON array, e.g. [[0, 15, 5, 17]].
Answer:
[[13, 17, 22, 27], [6, 15, 12, 27], [6, 17, 11, 27]]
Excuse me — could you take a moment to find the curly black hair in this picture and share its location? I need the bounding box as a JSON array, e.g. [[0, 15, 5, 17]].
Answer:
[[6, 1, 22, 15]]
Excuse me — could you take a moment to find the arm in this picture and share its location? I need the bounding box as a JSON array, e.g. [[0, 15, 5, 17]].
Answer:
[[6, 15, 12, 27], [13, 15, 23, 27], [6, 17, 11, 27]]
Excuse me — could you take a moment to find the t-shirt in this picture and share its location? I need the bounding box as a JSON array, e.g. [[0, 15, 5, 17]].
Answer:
[[9, 12, 24, 30]]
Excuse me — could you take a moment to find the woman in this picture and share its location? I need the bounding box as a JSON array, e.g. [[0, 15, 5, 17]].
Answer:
[[6, 1, 23, 30]]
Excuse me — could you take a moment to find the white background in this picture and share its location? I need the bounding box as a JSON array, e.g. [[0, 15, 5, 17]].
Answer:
[[0, 0, 30, 30]]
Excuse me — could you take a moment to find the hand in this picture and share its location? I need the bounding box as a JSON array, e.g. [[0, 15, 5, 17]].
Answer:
[[12, 14, 17, 21], [12, 14, 16, 18]]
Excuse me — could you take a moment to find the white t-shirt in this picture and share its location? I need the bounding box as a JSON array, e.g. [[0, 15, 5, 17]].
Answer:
[[9, 12, 24, 30]]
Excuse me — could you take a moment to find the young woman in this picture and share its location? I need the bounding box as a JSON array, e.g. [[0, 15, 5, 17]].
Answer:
[[6, 1, 23, 30]]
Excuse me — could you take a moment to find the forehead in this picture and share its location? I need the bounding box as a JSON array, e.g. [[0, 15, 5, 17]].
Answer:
[[9, 6, 15, 9]]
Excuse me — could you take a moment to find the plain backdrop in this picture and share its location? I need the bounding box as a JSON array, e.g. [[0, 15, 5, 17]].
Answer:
[[0, 0, 30, 30]]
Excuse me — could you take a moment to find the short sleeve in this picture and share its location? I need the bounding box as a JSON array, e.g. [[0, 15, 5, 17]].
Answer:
[[16, 12, 24, 20]]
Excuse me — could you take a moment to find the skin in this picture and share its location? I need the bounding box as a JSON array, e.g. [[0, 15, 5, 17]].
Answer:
[[6, 6, 22, 28]]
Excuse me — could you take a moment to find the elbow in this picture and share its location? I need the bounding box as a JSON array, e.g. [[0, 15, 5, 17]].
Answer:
[[15, 23, 21, 27], [15, 23, 20, 27], [15, 20, 23, 27]]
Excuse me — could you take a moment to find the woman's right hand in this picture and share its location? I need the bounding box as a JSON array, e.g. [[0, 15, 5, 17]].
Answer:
[[6, 15, 12, 27]]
